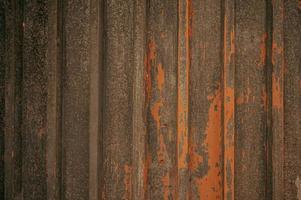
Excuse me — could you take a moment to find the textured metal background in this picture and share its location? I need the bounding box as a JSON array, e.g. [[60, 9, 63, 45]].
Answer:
[[0, 0, 300, 199]]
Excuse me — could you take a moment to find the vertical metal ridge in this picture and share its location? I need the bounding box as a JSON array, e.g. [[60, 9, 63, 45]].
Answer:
[[88, 0, 101, 199], [132, 0, 146, 199], [4, 1, 23, 199], [283, 1, 301, 199], [223, 0, 236, 199], [271, 0, 285, 199], [46, 0, 62, 199], [235, 0, 267, 198], [101, 0, 136, 198], [177, 0, 190, 199], [144, 1, 178, 199], [62, 0, 91, 198]]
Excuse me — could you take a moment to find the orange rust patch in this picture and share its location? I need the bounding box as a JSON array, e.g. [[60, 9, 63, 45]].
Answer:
[[123, 165, 132, 200], [236, 87, 253, 105], [197, 88, 222, 199], [157, 63, 165, 92], [259, 33, 267, 67], [151, 100, 163, 130], [272, 74, 283, 109], [189, 144, 203, 171], [272, 41, 283, 65], [224, 87, 234, 126]]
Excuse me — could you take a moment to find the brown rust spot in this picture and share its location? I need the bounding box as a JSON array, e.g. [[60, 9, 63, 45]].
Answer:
[[162, 173, 171, 200], [197, 88, 222, 199], [123, 165, 132, 200], [259, 33, 267, 67], [236, 86, 254, 105], [272, 74, 283, 109], [158, 134, 167, 165]]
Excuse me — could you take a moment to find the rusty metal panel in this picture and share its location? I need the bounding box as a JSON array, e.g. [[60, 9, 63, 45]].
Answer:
[[0, 0, 300, 200]]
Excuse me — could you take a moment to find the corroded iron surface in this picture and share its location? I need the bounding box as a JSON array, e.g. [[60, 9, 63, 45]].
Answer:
[[0, 0, 300, 199]]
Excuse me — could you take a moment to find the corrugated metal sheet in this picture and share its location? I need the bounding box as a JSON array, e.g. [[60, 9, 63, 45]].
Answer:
[[0, 0, 300, 199]]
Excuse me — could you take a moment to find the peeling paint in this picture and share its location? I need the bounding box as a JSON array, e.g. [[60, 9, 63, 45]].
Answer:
[[197, 88, 222, 199], [272, 74, 282, 109]]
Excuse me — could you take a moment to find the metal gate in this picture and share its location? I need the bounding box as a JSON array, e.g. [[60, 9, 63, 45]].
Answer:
[[0, 0, 300, 199]]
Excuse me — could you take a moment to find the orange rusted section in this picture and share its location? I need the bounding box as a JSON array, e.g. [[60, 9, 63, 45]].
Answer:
[[261, 87, 268, 111], [196, 88, 222, 199], [123, 165, 132, 200], [272, 74, 283, 109], [157, 63, 165, 92], [259, 33, 267, 67]]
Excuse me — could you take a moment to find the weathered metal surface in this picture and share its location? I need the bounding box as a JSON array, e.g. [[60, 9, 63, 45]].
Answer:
[[0, 0, 300, 200]]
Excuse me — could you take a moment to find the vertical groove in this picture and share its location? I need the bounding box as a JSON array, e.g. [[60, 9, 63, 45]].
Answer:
[[223, 0, 235, 199], [177, 0, 190, 199], [132, 0, 146, 199], [265, 0, 273, 198]]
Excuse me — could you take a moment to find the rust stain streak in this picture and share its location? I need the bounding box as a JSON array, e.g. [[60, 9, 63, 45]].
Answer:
[[157, 63, 165, 93], [197, 88, 222, 199], [162, 173, 170, 200]]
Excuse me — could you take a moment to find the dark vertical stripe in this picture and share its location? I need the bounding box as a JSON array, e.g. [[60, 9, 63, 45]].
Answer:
[[4, 1, 23, 199], [0, 2, 5, 198], [235, 0, 267, 199], [266, 0, 273, 198]]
